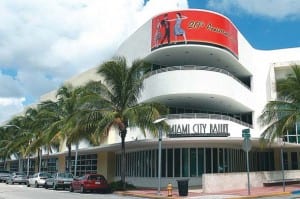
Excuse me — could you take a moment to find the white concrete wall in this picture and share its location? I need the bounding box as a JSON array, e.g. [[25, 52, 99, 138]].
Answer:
[[115, 19, 151, 65], [251, 48, 300, 132], [203, 170, 300, 193]]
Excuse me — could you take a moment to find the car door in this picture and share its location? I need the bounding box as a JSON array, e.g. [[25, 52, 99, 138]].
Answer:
[[29, 174, 37, 185], [47, 174, 55, 187], [72, 176, 82, 190]]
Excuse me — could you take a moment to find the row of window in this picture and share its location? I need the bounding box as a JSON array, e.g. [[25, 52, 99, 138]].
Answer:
[[2, 154, 97, 177], [115, 148, 275, 178], [2, 149, 300, 177]]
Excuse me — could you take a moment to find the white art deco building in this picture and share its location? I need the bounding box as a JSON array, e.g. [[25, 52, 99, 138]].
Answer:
[[2, 9, 300, 192]]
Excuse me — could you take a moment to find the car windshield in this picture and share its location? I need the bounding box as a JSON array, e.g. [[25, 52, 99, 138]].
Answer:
[[40, 173, 50, 177], [89, 175, 105, 181], [58, 173, 73, 178]]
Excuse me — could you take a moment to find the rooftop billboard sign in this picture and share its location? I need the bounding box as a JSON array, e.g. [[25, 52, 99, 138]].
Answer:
[[151, 10, 239, 58]]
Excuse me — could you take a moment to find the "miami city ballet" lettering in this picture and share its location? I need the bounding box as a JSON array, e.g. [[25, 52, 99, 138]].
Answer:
[[169, 123, 230, 137]]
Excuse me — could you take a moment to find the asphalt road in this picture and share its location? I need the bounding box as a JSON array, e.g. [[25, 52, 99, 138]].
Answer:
[[0, 183, 142, 199]]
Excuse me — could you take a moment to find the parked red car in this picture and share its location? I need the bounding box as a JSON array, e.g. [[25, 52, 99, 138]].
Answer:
[[70, 174, 111, 193]]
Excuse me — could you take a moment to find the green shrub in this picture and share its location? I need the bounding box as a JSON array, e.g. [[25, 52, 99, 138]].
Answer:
[[110, 180, 136, 191]]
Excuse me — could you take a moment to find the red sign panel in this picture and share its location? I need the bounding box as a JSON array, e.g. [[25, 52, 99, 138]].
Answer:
[[151, 10, 238, 57]]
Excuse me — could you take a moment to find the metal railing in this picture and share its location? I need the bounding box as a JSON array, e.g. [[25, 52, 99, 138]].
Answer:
[[145, 65, 250, 90], [164, 113, 253, 128]]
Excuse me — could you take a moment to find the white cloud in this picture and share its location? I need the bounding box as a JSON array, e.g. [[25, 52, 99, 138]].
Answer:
[[0, 98, 25, 124], [0, 0, 188, 123], [207, 0, 300, 20], [0, 71, 23, 97]]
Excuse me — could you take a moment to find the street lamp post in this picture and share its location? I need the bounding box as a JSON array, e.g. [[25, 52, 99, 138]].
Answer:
[[27, 155, 30, 176], [279, 137, 286, 192], [153, 118, 167, 195]]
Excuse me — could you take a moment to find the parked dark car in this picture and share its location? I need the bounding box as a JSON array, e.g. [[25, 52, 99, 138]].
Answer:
[[0, 170, 10, 183], [45, 172, 73, 190], [70, 174, 111, 193], [6, 172, 27, 185]]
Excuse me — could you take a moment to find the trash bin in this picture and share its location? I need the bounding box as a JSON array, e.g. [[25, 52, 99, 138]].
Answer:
[[177, 179, 189, 196]]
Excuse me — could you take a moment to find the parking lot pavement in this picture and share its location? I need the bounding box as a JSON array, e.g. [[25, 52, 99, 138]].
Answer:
[[0, 183, 142, 199], [3, 182, 300, 199]]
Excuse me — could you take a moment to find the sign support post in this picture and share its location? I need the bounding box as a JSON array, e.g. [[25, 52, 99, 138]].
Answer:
[[242, 129, 251, 196]]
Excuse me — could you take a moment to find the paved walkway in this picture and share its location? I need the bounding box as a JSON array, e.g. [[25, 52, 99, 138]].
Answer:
[[116, 184, 300, 199]]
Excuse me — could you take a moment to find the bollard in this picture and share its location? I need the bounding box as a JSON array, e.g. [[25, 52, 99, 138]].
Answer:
[[167, 183, 172, 197]]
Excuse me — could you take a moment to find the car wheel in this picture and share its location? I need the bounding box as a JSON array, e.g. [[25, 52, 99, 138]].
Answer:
[[80, 185, 85, 193], [27, 182, 30, 187], [69, 185, 74, 192], [45, 184, 48, 189]]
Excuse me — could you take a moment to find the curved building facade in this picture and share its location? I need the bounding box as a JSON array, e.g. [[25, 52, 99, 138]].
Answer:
[[2, 9, 300, 191]]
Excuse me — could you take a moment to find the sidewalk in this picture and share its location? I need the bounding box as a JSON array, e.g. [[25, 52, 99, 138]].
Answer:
[[116, 184, 300, 199]]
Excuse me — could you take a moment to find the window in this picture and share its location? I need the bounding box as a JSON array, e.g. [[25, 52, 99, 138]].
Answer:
[[190, 148, 196, 176], [10, 161, 19, 172], [182, 148, 189, 177], [161, 149, 166, 177], [197, 148, 204, 176], [291, 152, 298, 170], [69, 154, 97, 177], [167, 149, 173, 177], [283, 152, 288, 170], [205, 148, 212, 173], [174, 148, 181, 177]]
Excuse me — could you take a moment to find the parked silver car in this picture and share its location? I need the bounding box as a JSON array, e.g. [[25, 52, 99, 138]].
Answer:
[[6, 172, 27, 185], [0, 170, 10, 183], [27, 172, 51, 188], [44, 172, 73, 190]]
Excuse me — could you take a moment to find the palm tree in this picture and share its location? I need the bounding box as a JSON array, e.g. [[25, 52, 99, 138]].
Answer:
[[0, 124, 21, 169], [26, 101, 62, 173], [259, 65, 300, 143], [42, 84, 98, 173], [0, 115, 33, 172], [79, 56, 169, 190]]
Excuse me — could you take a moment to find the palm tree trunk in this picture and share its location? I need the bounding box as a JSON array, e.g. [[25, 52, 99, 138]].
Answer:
[[3, 156, 7, 170], [120, 129, 127, 190], [37, 149, 40, 172], [67, 144, 72, 173]]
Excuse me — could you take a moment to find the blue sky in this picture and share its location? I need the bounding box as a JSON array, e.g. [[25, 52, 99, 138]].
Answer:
[[0, 0, 300, 123], [189, 0, 300, 49]]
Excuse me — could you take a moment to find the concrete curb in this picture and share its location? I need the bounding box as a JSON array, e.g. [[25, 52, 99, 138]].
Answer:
[[226, 191, 291, 199], [115, 191, 179, 199], [116, 190, 293, 199]]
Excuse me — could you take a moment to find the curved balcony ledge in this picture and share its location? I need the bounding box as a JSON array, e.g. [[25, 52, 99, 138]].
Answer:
[[145, 65, 250, 90], [140, 69, 254, 112]]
